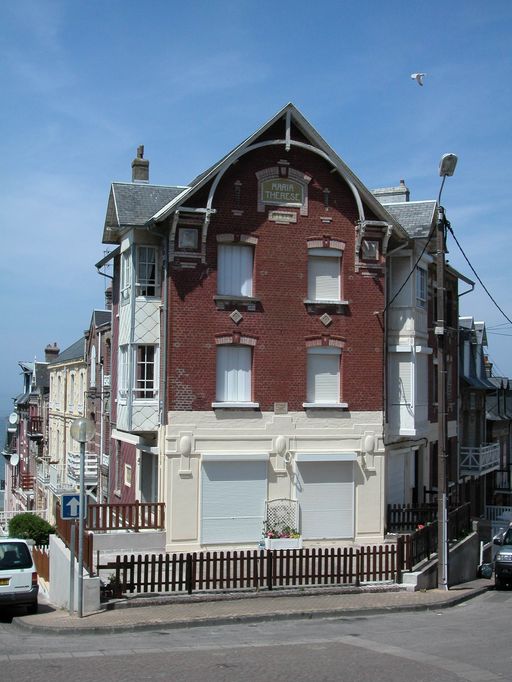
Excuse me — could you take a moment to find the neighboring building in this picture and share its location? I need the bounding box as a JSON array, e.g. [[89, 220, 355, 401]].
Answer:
[[2, 356, 50, 515], [458, 317, 499, 516], [486, 372, 512, 506], [84, 306, 112, 503], [46, 337, 92, 523], [100, 104, 416, 551]]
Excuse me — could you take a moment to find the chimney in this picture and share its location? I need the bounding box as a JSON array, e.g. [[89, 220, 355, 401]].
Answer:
[[372, 179, 410, 204], [105, 285, 113, 311], [44, 342, 60, 362], [131, 145, 149, 183]]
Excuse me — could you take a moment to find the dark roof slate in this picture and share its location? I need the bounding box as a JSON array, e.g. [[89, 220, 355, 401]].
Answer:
[[51, 337, 85, 364], [92, 310, 111, 328], [112, 183, 185, 227], [380, 201, 437, 238]]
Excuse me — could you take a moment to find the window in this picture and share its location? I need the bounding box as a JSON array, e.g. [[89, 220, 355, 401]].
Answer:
[[307, 248, 342, 302], [178, 227, 200, 252], [216, 346, 252, 402], [416, 267, 427, 308], [69, 374, 75, 411], [121, 250, 132, 303], [217, 244, 253, 297], [134, 345, 157, 399], [136, 246, 158, 296], [361, 239, 379, 261], [124, 464, 132, 487], [117, 345, 129, 400], [306, 347, 341, 404], [90, 345, 97, 388]]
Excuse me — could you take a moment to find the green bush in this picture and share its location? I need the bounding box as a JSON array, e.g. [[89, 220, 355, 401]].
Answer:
[[8, 513, 55, 545]]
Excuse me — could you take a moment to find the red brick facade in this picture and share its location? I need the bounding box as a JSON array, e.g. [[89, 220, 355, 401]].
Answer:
[[165, 141, 385, 413]]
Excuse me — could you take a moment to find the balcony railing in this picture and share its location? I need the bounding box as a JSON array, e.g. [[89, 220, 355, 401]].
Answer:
[[49, 463, 76, 494], [460, 443, 500, 476], [67, 452, 99, 488], [36, 460, 50, 485], [20, 473, 35, 491], [27, 417, 43, 437]]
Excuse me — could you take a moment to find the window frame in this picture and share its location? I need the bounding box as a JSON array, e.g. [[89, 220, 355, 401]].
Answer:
[[133, 344, 158, 401], [213, 344, 258, 408], [307, 248, 343, 303], [416, 266, 427, 309], [120, 250, 132, 304], [304, 346, 346, 408], [217, 243, 254, 299], [136, 245, 159, 297]]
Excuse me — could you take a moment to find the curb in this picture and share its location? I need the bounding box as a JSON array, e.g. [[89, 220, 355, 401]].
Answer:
[[13, 584, 491, 635]]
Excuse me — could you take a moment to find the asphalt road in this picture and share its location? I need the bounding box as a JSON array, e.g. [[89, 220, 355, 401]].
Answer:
[[0, 587, 510, 681]]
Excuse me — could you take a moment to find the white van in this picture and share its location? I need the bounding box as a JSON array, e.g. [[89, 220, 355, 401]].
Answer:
[[0, 539, 39, 613]]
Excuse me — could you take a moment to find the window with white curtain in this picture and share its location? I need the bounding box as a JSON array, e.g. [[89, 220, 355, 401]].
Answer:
[[217, 244, 253, 297], [216, 345, 252, 402], [307, 248, 342, 301], [306, 347, 341, 404], [121, 249, 132, 303], [136, 246, 158, 296], [134, 345, 157, 399]]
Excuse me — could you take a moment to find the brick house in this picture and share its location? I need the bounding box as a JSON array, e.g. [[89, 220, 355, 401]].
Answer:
[[100, 104, 414, 549]]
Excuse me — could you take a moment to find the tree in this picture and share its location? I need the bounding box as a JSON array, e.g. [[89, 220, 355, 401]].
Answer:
[[8, 513, 55, 545]]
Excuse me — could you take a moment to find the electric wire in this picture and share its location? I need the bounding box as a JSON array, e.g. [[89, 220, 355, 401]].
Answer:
[[447, 223, 512, 326]]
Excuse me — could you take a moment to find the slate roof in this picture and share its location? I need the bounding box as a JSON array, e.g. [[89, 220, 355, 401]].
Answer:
[[92, 310, 111, 328], [380, 201, 437, 239], [51, 337, 85, 364], [103, 183, 187, 243]]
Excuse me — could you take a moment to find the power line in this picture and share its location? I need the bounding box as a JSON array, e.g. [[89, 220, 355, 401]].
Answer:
[[447, 224, 512, 326]]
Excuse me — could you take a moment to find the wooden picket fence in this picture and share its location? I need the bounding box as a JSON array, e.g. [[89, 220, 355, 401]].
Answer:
[[98, 542, 403, 597], [32, 544, 50, 582]]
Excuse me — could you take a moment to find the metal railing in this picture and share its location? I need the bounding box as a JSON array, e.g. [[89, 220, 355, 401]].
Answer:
[[67, 452, 99, 487], [460, 443, 500, 476], [49, 463, 75, 494]]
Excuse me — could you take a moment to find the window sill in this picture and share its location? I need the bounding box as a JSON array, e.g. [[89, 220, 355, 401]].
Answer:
[[212, 402, 260, 409], [303, 402, 348, 410], [214, 295, 261, 310], [304, 299, 349, 313]]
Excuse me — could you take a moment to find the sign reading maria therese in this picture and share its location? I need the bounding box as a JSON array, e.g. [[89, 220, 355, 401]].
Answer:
[[261, 178, 304, 205]]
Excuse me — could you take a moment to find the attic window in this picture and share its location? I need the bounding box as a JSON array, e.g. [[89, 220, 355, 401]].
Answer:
[[361, 239, 379, 261], [177, 227, 200, 252]]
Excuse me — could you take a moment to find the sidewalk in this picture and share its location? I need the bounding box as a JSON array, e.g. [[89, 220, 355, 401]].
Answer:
[[13, 579, 493, 634]]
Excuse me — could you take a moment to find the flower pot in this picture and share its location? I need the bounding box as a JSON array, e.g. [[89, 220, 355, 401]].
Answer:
[[264, 537, 302, 550]]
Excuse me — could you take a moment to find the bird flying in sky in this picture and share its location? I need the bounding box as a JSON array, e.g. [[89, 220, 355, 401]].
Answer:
[[411, 72, 426, 86]]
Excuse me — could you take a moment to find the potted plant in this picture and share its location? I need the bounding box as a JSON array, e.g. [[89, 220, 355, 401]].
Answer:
[[263, 522, 302, 550]]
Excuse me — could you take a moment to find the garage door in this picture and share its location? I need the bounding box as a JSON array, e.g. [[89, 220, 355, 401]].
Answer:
[[201, 459, 267, 544], [387, 451, 406, 506], [296, 461, 354, 539]]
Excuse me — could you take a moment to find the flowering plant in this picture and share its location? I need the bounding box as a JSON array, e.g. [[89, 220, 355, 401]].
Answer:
[[263, 521, 300, 539]]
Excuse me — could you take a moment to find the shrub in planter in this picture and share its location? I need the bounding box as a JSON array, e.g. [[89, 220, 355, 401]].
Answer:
[[8, 513, 55, 546]]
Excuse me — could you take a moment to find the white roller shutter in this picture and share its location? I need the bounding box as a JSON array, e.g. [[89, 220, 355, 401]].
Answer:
[[387, 451, 406, 506], [296, 461, 354, 539], [201, 460, 266, 543], [218, 244, 253, 297], [307, 347, 340, 403], [308, 253, 341, 301]]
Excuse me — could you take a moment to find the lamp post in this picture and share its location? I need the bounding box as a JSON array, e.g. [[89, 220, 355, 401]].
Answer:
[[70, 417, 95, 617], [436, 153, 458, 590]]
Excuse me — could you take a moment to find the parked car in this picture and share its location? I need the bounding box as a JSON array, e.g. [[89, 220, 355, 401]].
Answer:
[[493, 523, 512, 589], [0, 538, 39, 613]]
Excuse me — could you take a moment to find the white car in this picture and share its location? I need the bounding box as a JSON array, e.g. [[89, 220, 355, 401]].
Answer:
[[0, 539, 39, 613]]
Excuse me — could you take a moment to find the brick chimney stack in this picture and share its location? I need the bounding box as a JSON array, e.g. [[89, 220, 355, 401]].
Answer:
[[44, 342, 60, 362], [132, 145, 149, 183], [105, 285, 113, 311]]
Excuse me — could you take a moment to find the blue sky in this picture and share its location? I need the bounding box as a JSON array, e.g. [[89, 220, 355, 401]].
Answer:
[[1, 0, 511, 418]]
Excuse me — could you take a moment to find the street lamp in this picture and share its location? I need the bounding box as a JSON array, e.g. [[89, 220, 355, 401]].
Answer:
[[70, 417, 95, 617], [436, 152, 458, 590]]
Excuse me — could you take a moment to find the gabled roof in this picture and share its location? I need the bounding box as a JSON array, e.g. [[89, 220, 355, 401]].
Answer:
[[381, 200, 437, 239], [103, 182, 187, 244], [149, 103, 408, 239], [50, 337, 85, 365], [91, 309, 111, 328]]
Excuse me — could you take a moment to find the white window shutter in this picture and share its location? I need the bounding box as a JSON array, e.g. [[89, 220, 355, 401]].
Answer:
[[308, 255, 340, 301], [217, 346, 251, 401], [307, 349, 340, 403], [218, 245, 253, 296]]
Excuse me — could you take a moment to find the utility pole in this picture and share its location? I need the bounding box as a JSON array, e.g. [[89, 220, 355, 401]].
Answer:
[[436, 204, 449, 589], [435, 153, 458, 590]]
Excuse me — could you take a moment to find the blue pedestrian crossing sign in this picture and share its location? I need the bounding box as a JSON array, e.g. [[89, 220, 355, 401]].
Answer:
[[60, 494, 85, 520]]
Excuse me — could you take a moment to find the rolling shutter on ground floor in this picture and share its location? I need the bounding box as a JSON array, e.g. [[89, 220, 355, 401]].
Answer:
[[296, 461, 354, 539], [201, 460, 267, 544]]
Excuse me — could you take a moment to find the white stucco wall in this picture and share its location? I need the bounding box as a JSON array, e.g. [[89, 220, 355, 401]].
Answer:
[[48, 534, 100, 614]]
